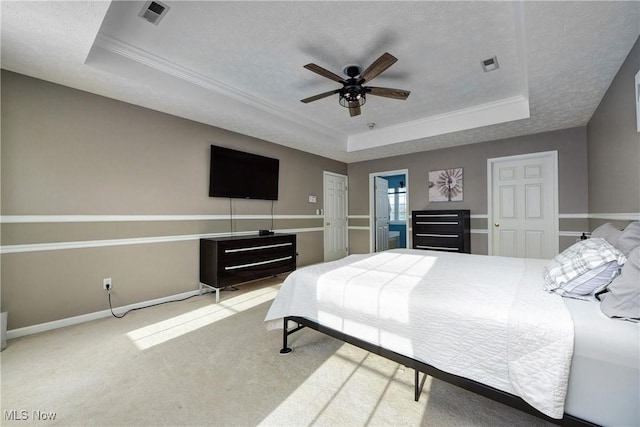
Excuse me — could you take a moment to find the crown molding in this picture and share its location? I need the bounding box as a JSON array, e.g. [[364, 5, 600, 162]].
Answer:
[[348, 95, 530, 152], [92, 34, 344, 143]]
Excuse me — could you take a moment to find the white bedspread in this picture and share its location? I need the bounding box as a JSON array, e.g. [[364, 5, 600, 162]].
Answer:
[[264, 249, 574, 418]]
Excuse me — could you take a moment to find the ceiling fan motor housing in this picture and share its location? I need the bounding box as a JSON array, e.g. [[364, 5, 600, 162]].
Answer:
[[343, 65, 363, 78]]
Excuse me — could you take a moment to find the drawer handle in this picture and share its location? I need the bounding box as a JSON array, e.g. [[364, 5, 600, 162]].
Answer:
[[416, 245, 460, 251], [415, 221, 459, 225], [225, 242, 292, 253], [416, 233, 459, 238], [225, 256, 293, 270]]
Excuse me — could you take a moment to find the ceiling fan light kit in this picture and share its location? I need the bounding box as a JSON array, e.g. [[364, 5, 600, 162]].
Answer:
[[339, 87, 366, 108], [301, 52, 410, 117]]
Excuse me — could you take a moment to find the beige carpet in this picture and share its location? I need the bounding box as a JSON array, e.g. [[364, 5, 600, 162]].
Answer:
[[1, 278, 553, 426]]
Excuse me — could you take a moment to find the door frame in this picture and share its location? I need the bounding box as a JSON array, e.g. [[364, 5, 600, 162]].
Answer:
[[323, 171, 349, 261], [486, 151, 559, 256], [374, 176, 390, 252], [369, 169, 409, 253]]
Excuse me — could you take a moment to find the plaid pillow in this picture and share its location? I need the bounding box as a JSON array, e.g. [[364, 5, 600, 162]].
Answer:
[[543, 238, 627, 292]]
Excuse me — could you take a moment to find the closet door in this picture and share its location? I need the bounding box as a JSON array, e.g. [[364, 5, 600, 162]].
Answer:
[[488, 151, 558, 259], [324, 171, 348, 261]]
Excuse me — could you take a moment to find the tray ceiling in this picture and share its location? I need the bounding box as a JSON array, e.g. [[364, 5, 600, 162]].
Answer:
[[2, 1, 638, 162]]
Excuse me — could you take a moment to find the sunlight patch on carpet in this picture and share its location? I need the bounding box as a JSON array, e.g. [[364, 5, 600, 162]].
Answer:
[[258, 344, 431, 426], [126, 285, 279, 350]]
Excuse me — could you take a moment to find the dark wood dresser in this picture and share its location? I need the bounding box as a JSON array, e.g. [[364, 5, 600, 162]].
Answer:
[[200, 233, 296, 301], [411, 210, 470, 253]]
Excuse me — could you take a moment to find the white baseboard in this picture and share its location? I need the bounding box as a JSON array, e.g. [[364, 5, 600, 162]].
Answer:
[[6, 289, 206, 340]]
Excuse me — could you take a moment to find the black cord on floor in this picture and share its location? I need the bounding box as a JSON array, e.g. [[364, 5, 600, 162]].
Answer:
[[107, 291, 200, 319]]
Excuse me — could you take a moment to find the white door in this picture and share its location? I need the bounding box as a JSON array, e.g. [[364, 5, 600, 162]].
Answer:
[[374, 177, 390, 252], [324, 172, 348, 262], [488, 151, 558, 259]]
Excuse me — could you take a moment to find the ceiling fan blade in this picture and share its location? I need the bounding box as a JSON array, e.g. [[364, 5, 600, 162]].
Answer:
[[366, 86, 410, 100], [303, 63, 346, 83], [349, 102, 361, 117], [301, 89, 341, 103], [360, 52, 398, 83]]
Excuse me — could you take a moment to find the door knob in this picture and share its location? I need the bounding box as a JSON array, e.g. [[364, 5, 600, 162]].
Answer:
[[494, 223, 500, 227], [326, 222, 330, 226]]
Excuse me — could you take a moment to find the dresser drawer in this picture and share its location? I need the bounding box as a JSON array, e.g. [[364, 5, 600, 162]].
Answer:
[[413, 212, 462, 220], [413, 235, 464, 252], [220, 256, 295, 286], [219, 240, 294, 266], [413, 221, 463, 233], [217, 235, 294, 251]]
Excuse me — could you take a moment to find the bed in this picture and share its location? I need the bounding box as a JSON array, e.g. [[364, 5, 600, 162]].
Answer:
[[264, 228, 640, 427]]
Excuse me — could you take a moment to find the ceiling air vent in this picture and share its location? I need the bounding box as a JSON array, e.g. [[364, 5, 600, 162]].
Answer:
[[138, 1, 170, 26], [481, 56, 499, 72]]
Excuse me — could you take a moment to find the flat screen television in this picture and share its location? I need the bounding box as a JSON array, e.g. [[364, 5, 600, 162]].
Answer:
[[209, 145, 279, 200]]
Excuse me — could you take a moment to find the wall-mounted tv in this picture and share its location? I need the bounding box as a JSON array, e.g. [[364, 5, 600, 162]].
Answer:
[[209, 145, 279, 200]]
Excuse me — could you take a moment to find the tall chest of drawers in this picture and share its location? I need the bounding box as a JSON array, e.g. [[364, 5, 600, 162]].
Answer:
[[411, 210, 470, 253]]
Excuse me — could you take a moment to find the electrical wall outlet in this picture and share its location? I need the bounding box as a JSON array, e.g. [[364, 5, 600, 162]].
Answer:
[[103, 277, 112, 290]]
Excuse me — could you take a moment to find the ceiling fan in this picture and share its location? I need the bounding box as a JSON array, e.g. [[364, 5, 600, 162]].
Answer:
[[301, 52, 411, 117]]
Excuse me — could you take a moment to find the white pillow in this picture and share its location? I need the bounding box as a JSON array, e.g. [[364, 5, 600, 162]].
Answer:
[[543, 238, 626, 298], [591, 223, 622, 246], [616, 221, 640, 257], [599, 246, 640, 321], [551, 261, 620, 300]]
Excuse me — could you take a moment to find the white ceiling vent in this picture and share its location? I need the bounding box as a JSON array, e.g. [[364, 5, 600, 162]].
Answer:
[[138, 1, 170, 26], [481, 56, 499, 72]]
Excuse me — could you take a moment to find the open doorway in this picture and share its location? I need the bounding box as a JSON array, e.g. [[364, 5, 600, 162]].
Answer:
[[369, 169, 409, 253]]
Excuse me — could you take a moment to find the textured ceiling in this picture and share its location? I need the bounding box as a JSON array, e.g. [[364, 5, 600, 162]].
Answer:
[[1, 1, 639, 162]]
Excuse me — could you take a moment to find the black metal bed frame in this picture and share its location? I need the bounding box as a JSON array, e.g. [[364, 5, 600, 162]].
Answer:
[[280, 316, 597, 427]]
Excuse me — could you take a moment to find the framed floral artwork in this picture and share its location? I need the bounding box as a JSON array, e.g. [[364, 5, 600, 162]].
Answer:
[[428, 168, 463, 202]]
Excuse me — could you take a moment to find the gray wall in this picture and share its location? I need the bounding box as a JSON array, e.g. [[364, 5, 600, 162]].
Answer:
[[347, 127, 590, 254], [347, 38, 640, 255], [587, 36, 640, 229], [0, 70, 347, 329], [3, 36, 638, 331]]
